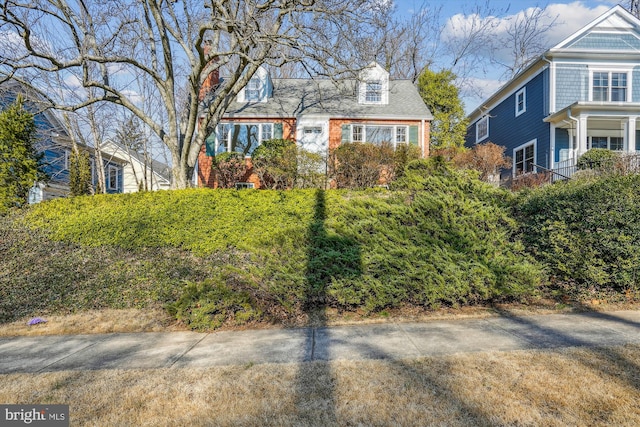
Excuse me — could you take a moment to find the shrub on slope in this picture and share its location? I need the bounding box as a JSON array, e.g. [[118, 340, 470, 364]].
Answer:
[[18, 166, 543, 329], [516, 174, 640, 293]]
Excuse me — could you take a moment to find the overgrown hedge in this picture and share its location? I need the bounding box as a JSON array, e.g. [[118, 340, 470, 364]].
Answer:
[[516, 173, 640, 294], [5, 158, 544, 329]]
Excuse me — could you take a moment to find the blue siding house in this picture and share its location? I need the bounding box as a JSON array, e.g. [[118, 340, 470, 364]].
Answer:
[[466, 5, 640, 180], [1, 82, 125, 202]]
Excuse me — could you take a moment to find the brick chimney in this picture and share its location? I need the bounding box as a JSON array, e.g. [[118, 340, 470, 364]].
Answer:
[[199, 39, 219, 101]]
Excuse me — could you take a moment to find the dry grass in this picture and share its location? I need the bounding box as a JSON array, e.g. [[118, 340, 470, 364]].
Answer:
[[2, 345, 640, 426], [3, 300, 639, 337], [0, 309, 184, 337]]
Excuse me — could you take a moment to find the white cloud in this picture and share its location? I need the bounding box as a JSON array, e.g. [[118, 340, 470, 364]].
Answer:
[[543, 2, 611, 45]]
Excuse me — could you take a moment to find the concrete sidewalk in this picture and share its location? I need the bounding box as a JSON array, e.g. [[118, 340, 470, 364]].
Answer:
[[1, 310, 640, 374]]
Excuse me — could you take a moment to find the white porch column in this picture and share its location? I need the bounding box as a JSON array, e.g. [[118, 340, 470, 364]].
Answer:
[[576, 115, 588, 156], [629, 117, 637, 153]]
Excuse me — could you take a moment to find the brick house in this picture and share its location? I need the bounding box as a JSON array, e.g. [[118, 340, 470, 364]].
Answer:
[[196, 62, 433, 188]]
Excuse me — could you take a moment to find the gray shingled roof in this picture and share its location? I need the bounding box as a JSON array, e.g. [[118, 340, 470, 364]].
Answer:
[[223, 79, 433, 120]]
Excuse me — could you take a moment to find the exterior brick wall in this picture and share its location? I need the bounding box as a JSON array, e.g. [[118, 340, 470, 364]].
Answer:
[[197, 118, 295, 189]]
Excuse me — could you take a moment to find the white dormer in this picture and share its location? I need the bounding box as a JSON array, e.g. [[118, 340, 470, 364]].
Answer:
[[238, 66, 273, 103], [358, 62, 389, 105]]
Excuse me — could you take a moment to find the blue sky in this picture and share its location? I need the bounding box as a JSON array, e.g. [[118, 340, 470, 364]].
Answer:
[[390, 0, 625, 111]]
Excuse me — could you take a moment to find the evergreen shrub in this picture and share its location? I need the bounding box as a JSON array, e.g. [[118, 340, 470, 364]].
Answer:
[[577, 148, 619, 172], [516, 174, 640, 293]]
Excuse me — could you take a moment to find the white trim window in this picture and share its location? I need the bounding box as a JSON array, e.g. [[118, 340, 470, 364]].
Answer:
[[476, 116, 489, 143], [589, 136, 624, 151], [347, 124, 409, 147], [352, 125, 364, 142], [591, 70, 629, 102], [216, 123, 274, 156], [365, 81, 382, 103], [245, 77, 261, 102], [107, 165, 119, 191], [303, 126, 322, 136], [515, 87, 526, 116], [513, 140, 536, 176]]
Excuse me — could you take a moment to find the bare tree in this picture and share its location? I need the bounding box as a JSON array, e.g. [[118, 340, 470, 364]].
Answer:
[[0, 0, 376, 188], [493, 5, 558, 79]]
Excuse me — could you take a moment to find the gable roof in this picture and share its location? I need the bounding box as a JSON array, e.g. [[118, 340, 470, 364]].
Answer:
[[551, 5, 640, 52], [223, 78, 432, 121]]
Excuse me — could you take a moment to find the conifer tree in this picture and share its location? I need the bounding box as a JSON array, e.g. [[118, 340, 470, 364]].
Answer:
[[417, 68, 468, 150], [0, 95, 44, 211], [69, 149, 92, 196]]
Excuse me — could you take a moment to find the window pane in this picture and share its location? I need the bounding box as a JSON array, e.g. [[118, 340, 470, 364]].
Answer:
[[477, 117, 488, 140], [261, 124, 272, 141], [593, 72, 609, 102], [365, 81, 382, 102], [246, 78, 260, 101], [230, 125, 260, 156], [525, 145, 534, 160], [365, 126, 393, 144], [352, 125, 363, 142], [610, 137, 624, 151], [591, 136, 608, 149], [216, 124, 230, 155], [108, 167, 117, 190], [396, 127, 407, 143], [515, 149, 523, 163]]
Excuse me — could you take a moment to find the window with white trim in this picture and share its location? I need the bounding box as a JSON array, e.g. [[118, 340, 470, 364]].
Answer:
[[589, 136, 624, 151], [352, 125, 363, 142], [304, 127, 322, 135], [513, 141, 535, 176], [215, 123, 274, 156], [107, 165, 119, 191], [345, 124, 409, 148], [591, 71, 628, 102], [245, 77, 261, 102], [515, 87, 526, 116], [365, 81, 382, 103], [476, 116, 489, 143]]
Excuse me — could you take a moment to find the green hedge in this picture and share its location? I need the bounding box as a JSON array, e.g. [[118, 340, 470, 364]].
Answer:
[[13, 164, 545, 328], [516, 174, 640, 292]]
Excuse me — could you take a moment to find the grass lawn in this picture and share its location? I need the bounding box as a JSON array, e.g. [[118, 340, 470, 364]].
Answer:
[[2, 345, 639, 426]]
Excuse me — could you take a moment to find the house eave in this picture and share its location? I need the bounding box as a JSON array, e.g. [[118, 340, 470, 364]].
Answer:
[[544, 101, 640, 124], [467, 57, 548, 123]]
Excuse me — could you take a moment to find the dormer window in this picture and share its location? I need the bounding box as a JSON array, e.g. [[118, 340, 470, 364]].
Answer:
[[245, 77, 260, 102], [365, 81, 382, 103], [358, 62, 389, 105]]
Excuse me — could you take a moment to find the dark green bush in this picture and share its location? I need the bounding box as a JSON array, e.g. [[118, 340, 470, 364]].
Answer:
[[167, 269, 263, 330], [516, 174, 640, 293], [577, 148, 619, 172]]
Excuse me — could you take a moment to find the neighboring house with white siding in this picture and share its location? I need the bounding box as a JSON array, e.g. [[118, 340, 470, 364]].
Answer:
[[101, 141, 171, 192]]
